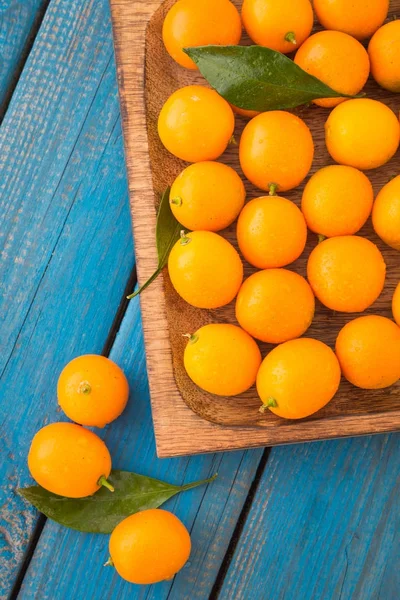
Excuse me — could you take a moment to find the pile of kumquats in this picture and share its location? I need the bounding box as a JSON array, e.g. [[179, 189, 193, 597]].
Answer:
[[24, 0, 400, 587]]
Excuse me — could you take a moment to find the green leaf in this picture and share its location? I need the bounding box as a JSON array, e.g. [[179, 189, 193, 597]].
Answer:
[[127, 187, 181, 299], [18, 470, 217, 534], [185, 45, 358, 112]]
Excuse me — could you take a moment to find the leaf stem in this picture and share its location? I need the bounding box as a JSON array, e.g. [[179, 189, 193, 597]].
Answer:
[[98, 476, 115, 492], [285, 31, 297, 45], [127, 267, 161, 299]]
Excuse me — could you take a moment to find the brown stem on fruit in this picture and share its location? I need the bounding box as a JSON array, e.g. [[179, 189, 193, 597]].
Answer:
[[78, 381, 91, 395], [269, 183, 278, 196], [259, 397, 278, 414], [317, 234, 327, 244], [104, 557, 114, 567], [285, 31, 297, 45], [180, 230, 191, 246], [98, 475, 114, 492], [182, 333, 199, 345], [229, 135, 238, 146], [170, 196, 183, 207]]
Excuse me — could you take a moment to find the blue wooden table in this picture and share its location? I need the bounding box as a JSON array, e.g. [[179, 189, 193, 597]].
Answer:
[[0, 1, 398, 598]]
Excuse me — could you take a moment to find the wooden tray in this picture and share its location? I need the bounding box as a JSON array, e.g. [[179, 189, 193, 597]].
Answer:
[[110, 0, 400, 457]]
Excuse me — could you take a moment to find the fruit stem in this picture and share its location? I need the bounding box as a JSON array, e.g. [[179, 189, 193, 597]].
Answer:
[[78, 381, 91, 395], [229, 135, 237, 146], [317, 234, 327, 244], [104, 557, 114, 567], [285, 31, 297, 45], [269, 183, 278, 196], [182, 333, 199, 345], [180, 230, 191, 246], [259, 397, 278, 414], [98, 475, 114, 492], [170, 196, 183, 207]]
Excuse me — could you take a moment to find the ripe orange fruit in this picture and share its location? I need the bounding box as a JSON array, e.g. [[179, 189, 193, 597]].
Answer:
[[325, 99, 400, 171], [313, 0, 389, 41], [170, 162, 245, 232], [57, 355, 129, 428], [158, 86, 234, 162], [162, 0, 242, 70], [237, 195, 307, 268], [301, 165, 374, 237], [236, 269, 315, 344], [242, 0, 313, 54], [294, 31, 370, 108], [393, 283, 400, 327], [369, 20, 400, 93], [307, 236, 386, 313], [231, 104, 260, 119], [109, 509, 191, 584], [257, 338, 341, 419], [184, 323, 261, 396], [336, 315, 400, 389], [372, 175, 400, 251], [168, 231, 243, 308], [28, 423, 112, 498], [239, 111, 314, 192]]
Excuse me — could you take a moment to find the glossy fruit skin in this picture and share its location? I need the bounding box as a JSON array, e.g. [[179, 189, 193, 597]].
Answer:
[[236, 269, 315, 344], [170, 162, 245, 232], [231, 104, 260, 119], [313, 0, 389, 41], [109, 509, 191, 584], [242, 0, 313, 54], [257, 338, 341, 419], [301, 165, 374, 237], [28, 423, 112, 498], [168, 231, 243, 308], [372, 175, 400, 251], [369, 20, 400, 93], [184, 323, 261, 396], [162, 0, 242, 69], [158, 86, 235, 162], [336, 315, 400, 389], [307, 236, 386, 313], [294, 31, 370, 108], [393, 283, 400, 327], [325, 99, 400, 171], [57, 355, 129, 427], [237, 195, 307, 268], [239, 111, 314, 192]]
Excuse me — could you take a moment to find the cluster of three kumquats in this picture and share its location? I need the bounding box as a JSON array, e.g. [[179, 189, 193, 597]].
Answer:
[[160, 0, 400, 419]]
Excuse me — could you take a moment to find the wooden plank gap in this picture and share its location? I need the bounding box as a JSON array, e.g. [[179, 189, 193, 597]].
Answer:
[[8, 515, 46, 600], [209, 448, 272, 599], [0, 0, 52, 122]]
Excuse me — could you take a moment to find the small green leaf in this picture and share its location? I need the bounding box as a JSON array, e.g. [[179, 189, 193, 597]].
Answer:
[[185, 45, 359, 112], [127, 187, 181, 299], [18, 470, 217, 534]]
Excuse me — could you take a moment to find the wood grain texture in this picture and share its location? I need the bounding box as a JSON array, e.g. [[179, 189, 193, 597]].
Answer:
[[110, 0, 400, 457], [0, 0, 133, 593], [0, 0, 49, 110], [219, 433, 400, 600], [19, 300, 264, 599]]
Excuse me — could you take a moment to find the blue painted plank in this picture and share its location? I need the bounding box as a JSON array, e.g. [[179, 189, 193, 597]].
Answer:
[[19, 299, 264, 599], [0, 0, 48, 106], [0, 0, 133, 594], [219, 434, 400, 600]]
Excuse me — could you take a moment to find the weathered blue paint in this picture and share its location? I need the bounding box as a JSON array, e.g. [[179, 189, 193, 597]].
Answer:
[[219, 434, 400, 600], [0, 0, 49, 108], [0, 0, 134, 593]]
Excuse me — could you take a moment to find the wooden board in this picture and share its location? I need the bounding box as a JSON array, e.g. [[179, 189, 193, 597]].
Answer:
[[110, 0, 400, 457]]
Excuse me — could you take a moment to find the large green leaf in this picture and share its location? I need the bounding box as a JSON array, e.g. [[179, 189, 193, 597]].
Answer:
[[19, 470, 216, 533], [185, 45, 358, 111]]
